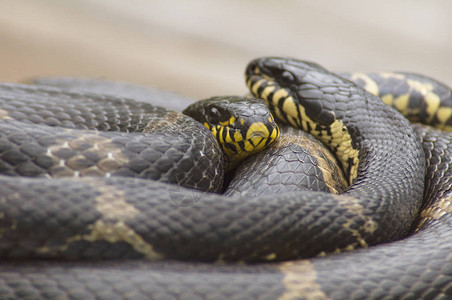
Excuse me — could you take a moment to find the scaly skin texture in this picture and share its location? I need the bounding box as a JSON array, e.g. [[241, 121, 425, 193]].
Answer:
[[183, 96, 280, 168], [0, 56, 448, 299], [0, 83, 224, 192], [340, 71, 452, 131], [225, 125, 347, 196]]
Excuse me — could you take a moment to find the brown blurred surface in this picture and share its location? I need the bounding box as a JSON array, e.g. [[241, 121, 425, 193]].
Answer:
[[1, 0, 451, 99]]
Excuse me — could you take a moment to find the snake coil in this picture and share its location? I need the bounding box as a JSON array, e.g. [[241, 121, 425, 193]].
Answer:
[[0, 58, 450, 299]]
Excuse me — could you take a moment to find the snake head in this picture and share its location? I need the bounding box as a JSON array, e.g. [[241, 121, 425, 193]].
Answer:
[[245, 57, 339, 127], [183, 96, 280, 165]]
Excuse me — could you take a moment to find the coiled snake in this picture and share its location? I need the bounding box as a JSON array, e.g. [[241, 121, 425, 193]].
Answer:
[[0, 57, 451, 299]]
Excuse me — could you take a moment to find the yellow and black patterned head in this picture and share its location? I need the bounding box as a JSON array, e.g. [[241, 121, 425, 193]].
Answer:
[[245, 57, 360, 184], [183, 96, 280, 163]]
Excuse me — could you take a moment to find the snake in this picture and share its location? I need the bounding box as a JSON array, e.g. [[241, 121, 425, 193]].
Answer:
[[0, 57, 451, 299]]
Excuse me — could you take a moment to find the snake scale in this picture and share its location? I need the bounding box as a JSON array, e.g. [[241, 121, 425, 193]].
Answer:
[[0, 57, 451, 299]]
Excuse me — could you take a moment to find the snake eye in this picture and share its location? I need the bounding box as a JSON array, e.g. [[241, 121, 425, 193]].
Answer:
[[207, 106, 221, 125], [281, 71, 295, 86]]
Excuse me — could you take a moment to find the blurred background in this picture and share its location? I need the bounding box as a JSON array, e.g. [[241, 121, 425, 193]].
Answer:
[[1, 0, 451, 101]]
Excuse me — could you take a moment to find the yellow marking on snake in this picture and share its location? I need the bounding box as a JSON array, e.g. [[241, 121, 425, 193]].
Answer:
[[272, 89, 291, 122], [217, 123, 279, 163], [437, 107, 452, 125], [249, 136, 260, 146], [219, 116, 236, 127], [332, 194, 378, 250], [425, 93, 441, 122], [210, 125, 218, 140], [393, 76, 440, 122], [404, 78, 441, 123], [279, 131, 348, 194], [416, 195, 452, 231], [224, 130, 233, 143], [233, 131, 243, 142], [279, 260, 331, 300], [218, 126, 225, 145], [251, 78, 266, 95], [143, 111, 182, 132], [357, 73, 446, 126], [94, 184, 140, 219], [245, 122, 274, 153], [313, 154, 347, 194], [250, 76, 360, 184], [243, 140, 254, 152], [270, 126, 279, 140], [43, 134, 130, 178], [282, 96, 301, 128], [349, 73, 380, 96], [393, 94, 410, 112], [379, 72, 405, 80], [246, 122, 269, 139], [381, 94, 394, 107], [36, 181, 163, 260], [265, 253, 277, 260], [328, 120, 359, 184], [67, 220, 163, 260], [216, 117, 279, 162], [0, 109, 13, 120], [261, 85, 276, 100]]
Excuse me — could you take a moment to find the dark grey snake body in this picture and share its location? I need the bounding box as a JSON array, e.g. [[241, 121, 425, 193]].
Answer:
[[0, 57, 450, 299], [0, 83, 223, 192], [224, 125, 349, 197], [27, 77, 194, 112]]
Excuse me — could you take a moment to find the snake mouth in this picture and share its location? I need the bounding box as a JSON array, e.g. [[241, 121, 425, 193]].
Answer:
[[219, 123, 279, 167], [245, 122, 270, 140], [248, 131, 267, 139]]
